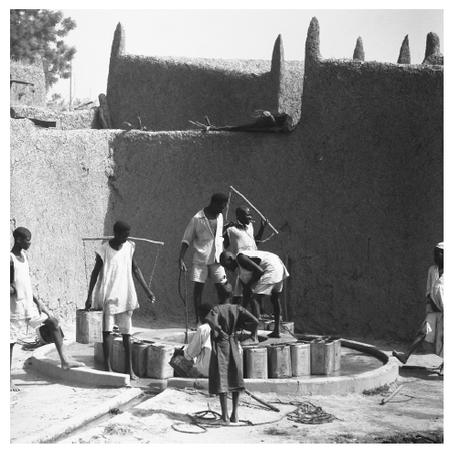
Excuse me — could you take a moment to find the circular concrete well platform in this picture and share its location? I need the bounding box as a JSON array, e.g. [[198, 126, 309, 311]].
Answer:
[[27, 328, 398, 395], [137, 329, 399, 396]]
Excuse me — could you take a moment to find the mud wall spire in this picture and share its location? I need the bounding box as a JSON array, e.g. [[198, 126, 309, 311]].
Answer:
[[353, 37, 365, 61], [305, 17, 321, 72], [397, 35, 410, 64]]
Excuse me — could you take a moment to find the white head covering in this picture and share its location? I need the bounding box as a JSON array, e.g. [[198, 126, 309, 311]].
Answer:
[[435, 242, 444, 249]]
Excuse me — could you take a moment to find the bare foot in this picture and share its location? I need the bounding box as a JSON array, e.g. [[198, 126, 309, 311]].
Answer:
[[392, 350, 408, 364], [267, 331, 280, 338], [61, 360, 85, 370], [10, 381, 20, 392], [129, 371, 138, 381], [230, 413, 239, 423], [220, 417, 230, 425], [104, 364, 113, 372]]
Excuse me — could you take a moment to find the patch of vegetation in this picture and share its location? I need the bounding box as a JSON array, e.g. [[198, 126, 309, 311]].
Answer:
[[362, 383, 394, 396], [264, 427, 289, 436], [371, 431, 443, 443]]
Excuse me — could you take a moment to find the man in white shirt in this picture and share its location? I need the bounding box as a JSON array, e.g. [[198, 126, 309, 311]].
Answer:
[[179, 193, 232, 323], [170, 303, 213, 377]]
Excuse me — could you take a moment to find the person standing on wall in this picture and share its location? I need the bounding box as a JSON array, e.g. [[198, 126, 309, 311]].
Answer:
[[392, 242, 444, 375], [223, 206, 268, 305], [179, 193, 233, 324], [85, 221, 156, 380], [220, 249, 289, 338], [10, 227, 84, 391]]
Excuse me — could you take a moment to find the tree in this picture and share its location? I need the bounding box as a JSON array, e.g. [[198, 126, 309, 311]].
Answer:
[[10, 9, 76, 88]]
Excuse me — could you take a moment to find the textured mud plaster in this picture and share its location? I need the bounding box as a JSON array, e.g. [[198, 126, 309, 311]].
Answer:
[[10, 60, 46, 107], [299, 24, 442, 339], [106, 23, 303, 131], [10, 120, 113, 320], [11, 105, 99, 130]]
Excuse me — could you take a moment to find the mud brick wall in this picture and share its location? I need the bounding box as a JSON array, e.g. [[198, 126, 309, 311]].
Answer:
[[106, 24, 303, 131], [10, 60, 47, 107], [10, 119, 112, 320], [10, 19, 442, 339]]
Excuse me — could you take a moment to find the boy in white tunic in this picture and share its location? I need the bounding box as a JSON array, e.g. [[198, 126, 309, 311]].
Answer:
[[10, 227, 83, 391], [85, 221, 155, 379], [220, 250, 289, 338], [223, 206, 268, 304], [223, 206, 267, 255]]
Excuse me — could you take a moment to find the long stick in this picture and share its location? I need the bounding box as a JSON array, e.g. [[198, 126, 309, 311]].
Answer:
[[229, 186, 278, 234], [244, 389, 280, 412], [380, 384, 404, 405], [82, 236, 164, 246]]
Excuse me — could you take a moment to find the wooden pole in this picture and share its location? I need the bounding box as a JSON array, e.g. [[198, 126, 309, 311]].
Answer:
[[244, 389, 280, 412], [82, 236, 164, 246], [229, 186, 279, 234]]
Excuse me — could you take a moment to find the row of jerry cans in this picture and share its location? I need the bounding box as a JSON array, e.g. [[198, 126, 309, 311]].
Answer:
[[243, 339, 341, 379], [94, 337, 175, 379]]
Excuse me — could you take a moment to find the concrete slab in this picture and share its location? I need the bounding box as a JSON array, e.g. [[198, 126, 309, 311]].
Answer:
[[168, 338, 398, 395], [20, 387, 143, 443], [26, 330, 398, 395], [27, 342, 131, 387]]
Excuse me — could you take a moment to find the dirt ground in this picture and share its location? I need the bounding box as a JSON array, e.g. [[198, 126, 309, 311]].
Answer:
[[9, 322, 136, 443], [10, 326, 443, 444]]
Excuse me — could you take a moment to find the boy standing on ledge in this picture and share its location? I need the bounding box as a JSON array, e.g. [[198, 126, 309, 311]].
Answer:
[[10, 227, 83, 391], [85, 221, 156, 379]]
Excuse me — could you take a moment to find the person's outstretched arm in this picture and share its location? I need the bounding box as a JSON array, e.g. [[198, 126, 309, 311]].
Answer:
[[32, 296, 54, 318], [10, 258, 15, 295], [179, 216, 196, 271], [85, 255, 103, 310], [239, 307, 259, 342], [237, 254, 264, 287], [254, 218, 268, 243]]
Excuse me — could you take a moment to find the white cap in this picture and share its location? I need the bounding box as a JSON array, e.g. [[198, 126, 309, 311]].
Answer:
[[436, 242, 444, 249]]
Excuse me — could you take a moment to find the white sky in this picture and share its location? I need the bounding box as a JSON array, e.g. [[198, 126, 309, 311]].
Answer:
[[50, 8, 444, 101]]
